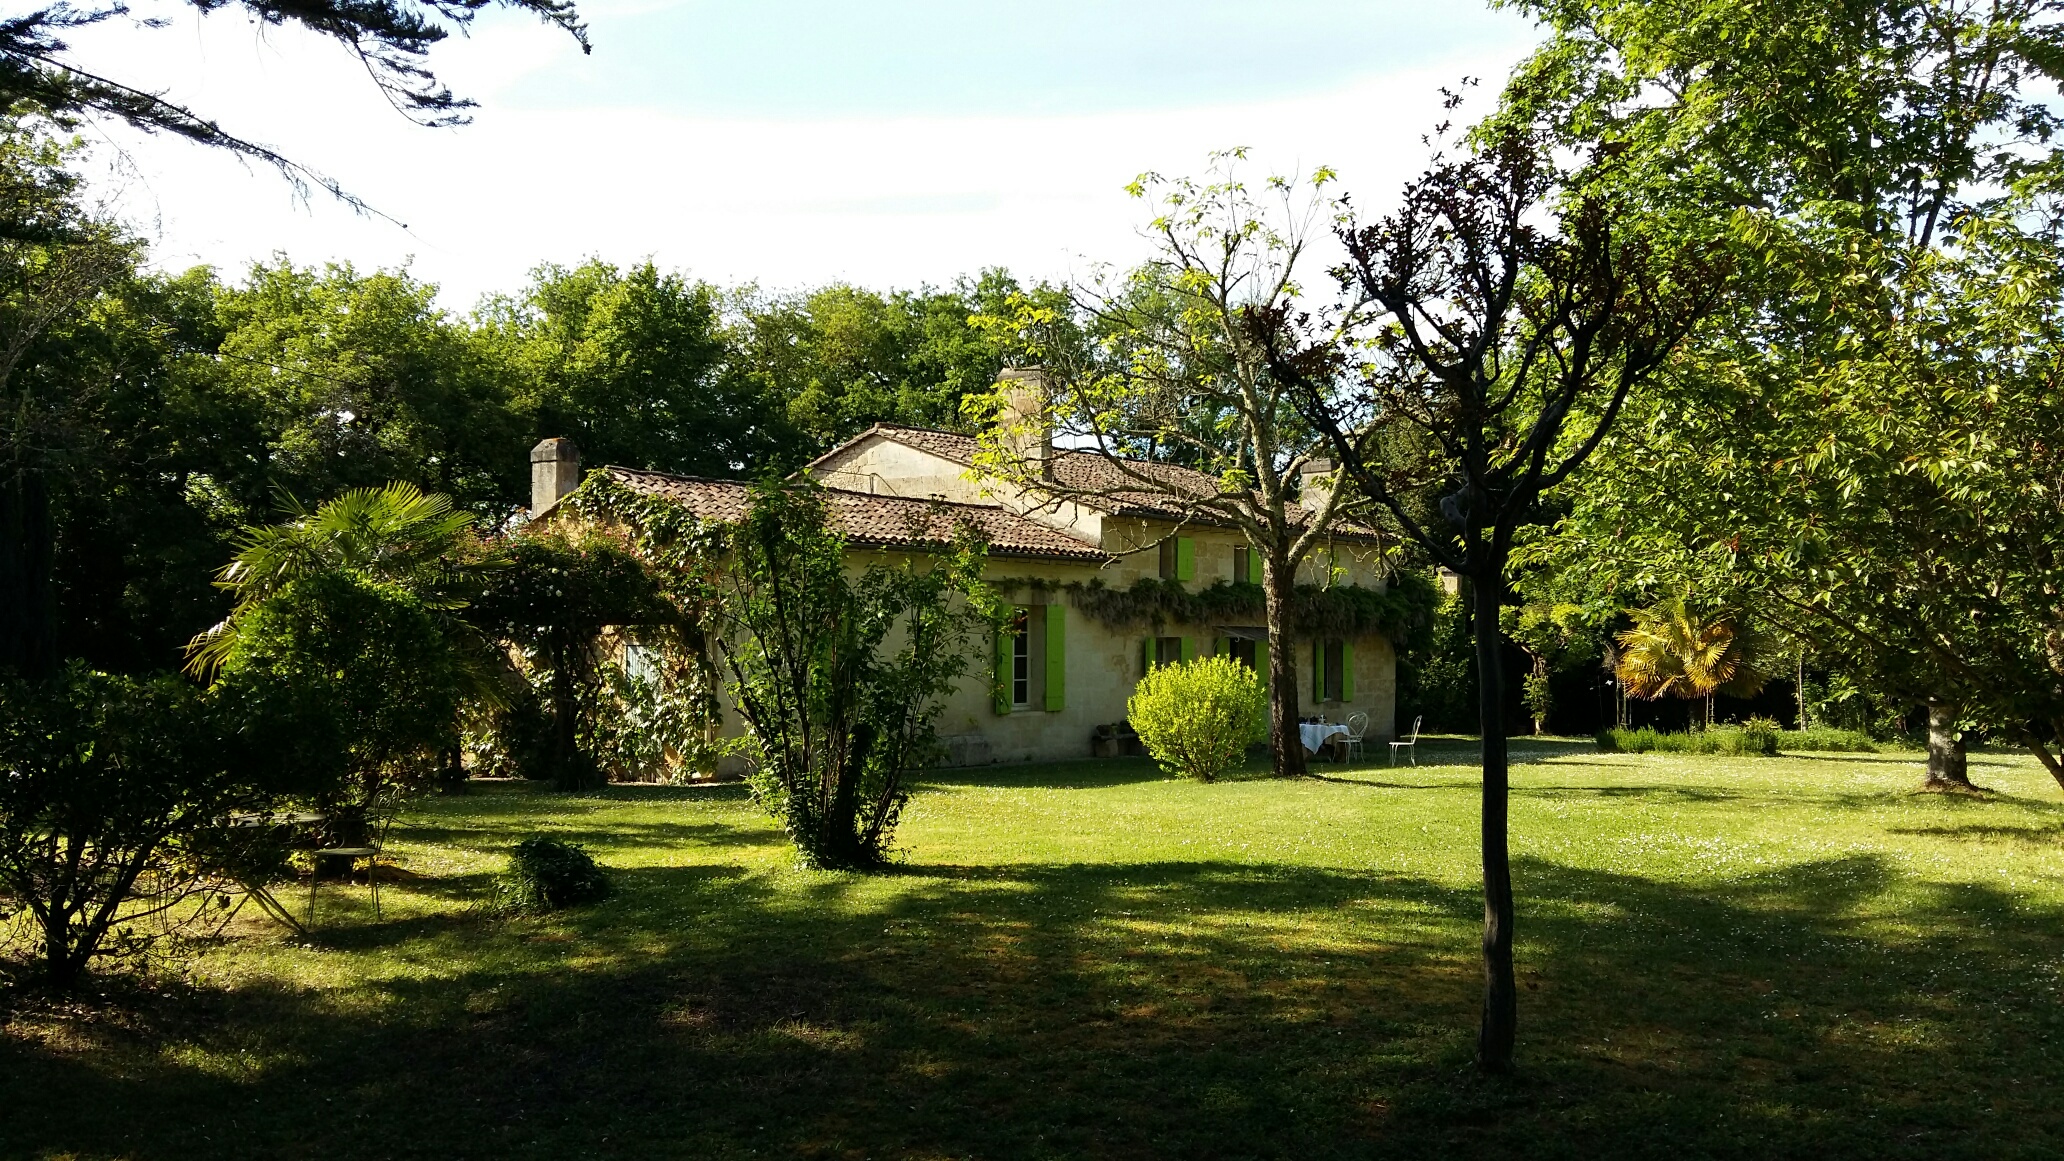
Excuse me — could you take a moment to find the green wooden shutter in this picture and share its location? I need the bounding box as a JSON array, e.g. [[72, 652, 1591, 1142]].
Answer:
[[1141, 637, 1156, 676], [1215, 636, 1229, 657], [1175, 536, 1196, 581], [994, 624, 1013, 714], [1044, 604, 1066, 711], [1340, 638, 1355, 701], [1180, 636, 1194, 662]]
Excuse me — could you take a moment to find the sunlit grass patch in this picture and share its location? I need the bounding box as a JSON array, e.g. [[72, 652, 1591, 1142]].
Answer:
[[4, 746, 2063, 1159]]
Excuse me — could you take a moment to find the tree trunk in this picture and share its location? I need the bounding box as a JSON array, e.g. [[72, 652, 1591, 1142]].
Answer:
[[1922, 699, 1975, 791], [0, 471, 57, 679], [1471, 568, 1516, 1073], [1262, 552, 1307, 779]]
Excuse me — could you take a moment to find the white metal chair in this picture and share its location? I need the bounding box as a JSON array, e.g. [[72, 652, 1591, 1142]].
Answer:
[[1341, 712, 1370, 764], [1390, 715, 1423, 766]]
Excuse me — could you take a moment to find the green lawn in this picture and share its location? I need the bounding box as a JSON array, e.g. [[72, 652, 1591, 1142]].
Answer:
[[7, 741, 2064, 1160]]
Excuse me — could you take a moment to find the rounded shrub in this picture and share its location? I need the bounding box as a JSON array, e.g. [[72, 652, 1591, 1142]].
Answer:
[[495, 836, 612, 912], [1126, 654, 1268, 782]]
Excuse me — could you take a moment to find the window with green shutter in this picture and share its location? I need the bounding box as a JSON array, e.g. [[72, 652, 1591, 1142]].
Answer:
[[1313, 638, 1349, 702], [1175, 536, 1195, 581], [1233, 545, 1252, 583], [1043, 604, 1066, 711]]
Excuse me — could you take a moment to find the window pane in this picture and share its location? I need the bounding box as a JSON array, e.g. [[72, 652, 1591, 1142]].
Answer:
[[1013, 625, 1031, 705]]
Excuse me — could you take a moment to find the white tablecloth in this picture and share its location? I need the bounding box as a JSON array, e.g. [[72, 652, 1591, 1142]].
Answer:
[[1299, 723, 1349, 753]]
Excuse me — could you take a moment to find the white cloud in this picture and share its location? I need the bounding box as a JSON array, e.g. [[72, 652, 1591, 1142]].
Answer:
[[67, 8, 1530, 308]]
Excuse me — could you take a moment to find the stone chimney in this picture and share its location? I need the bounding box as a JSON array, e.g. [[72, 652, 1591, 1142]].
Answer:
[[996, 367, 1052, 481], [1299, 457, 1336, 515], [530, 437, 582, 515]]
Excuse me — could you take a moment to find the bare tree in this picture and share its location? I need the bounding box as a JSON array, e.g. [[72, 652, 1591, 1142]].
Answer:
[[1258, 126, 1721, 1071]]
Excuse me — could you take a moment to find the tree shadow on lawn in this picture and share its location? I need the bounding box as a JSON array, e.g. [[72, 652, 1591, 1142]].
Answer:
[[8, 847, 2064, 1161], [397, 817, 786, 856]]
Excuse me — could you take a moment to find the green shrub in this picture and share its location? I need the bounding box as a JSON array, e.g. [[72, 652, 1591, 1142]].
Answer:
[[1595, 725, 1779, 757], [495, 836, 611, 912], [1782, 727, 1880, 752], [1127, 655, 1268, 782]]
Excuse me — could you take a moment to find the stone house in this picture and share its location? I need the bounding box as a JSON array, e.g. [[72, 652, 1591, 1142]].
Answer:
[[530, 385, 1400, 768]]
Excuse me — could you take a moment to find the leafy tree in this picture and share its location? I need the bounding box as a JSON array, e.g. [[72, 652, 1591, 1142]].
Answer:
[[193, 482, 495, 826], [1613, 597, 1771, 728], [1508, 0, 2064, 789], [970, 154, 1361, 779], [1261, 124, 1721, 1071], [0, 0, 587, 213], [727, 271, 1040, 461], [0, 667, 274, 986], [715, 485, 995, 869], [1500, 599, 1603, 735], [480, 259, 775, 480], [211, 569, 464, 837], [211, 260, 524, 511], [0, 121, 136, 678]]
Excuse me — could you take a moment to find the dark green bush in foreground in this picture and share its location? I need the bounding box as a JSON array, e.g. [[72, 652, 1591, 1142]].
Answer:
[[495, 837, 611, 912]]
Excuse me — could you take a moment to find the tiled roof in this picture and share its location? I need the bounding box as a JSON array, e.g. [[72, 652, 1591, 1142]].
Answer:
[[603, 467, 1108, 563], [856, 424, 1388, 544]]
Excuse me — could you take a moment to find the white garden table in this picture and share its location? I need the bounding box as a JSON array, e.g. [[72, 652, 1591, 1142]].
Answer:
[[1298, 722, 1349, 755]]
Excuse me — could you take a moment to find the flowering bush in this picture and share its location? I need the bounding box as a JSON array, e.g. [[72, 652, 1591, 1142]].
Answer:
[[1126, 655, 1267, 782]]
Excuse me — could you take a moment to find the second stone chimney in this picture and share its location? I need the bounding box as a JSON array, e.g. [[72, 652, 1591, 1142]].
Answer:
[[530, 437, 582, 515], [1298, 457, 1337, 515], [996, 367, 1052, 481]]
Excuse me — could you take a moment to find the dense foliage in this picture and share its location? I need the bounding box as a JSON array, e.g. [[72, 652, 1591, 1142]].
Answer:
[[1127, 655, 1268, 783], [493, 836, 611, 913], [1508, 0, 2064, 788], [1596, 723, 1779, 758], [1004, 572, 1435, 646], [470, 528, 678, 790], [716, 485, 996, 869], [0, 668, 280, 984]]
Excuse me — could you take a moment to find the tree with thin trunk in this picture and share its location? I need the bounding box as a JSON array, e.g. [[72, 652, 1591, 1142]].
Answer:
[[1258, 123, 1721, 1071], [969, 152, 1364, 779]]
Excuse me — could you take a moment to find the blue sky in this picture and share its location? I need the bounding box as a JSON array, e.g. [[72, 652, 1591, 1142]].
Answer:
[[80, 1, 1541, 305], [505, 1, 1534, 116]]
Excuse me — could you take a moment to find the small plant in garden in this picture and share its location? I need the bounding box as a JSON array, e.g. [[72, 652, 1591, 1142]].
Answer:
[[1127, 655, 1268, 782], [1596, 724, 1778, 757], [494, 836, 612, 912]]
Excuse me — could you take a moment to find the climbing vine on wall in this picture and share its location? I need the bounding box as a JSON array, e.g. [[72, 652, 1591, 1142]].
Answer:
[[992, 573, 1437, 645]]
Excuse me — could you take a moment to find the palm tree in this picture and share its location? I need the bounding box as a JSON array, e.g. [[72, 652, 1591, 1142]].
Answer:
[[186, 482, 486, 676], [1614, 597, 1772, 728], [187, 483, 510, 814]]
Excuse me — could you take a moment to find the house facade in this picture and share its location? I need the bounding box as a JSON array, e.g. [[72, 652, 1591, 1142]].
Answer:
[[530, 385, 1400, 768]]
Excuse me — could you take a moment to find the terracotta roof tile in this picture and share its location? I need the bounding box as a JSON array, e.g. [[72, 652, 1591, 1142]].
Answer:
[[603, 467, 1108, 563], [861, 424, 1388, 544]]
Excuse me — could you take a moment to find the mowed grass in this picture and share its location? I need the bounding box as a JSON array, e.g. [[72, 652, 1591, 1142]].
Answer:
[[6, 741, 2064, 1160]]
